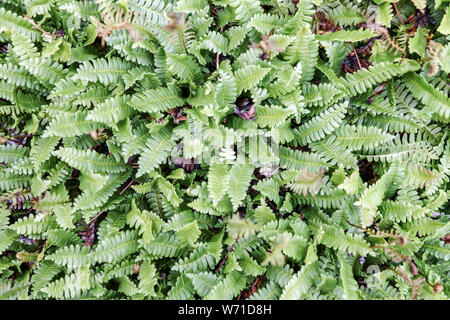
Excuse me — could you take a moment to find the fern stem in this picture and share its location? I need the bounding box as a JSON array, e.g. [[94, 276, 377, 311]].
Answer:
[[119, 179, 135, 195], [392, 3, 405, 26], [177, 28, 188, 54]]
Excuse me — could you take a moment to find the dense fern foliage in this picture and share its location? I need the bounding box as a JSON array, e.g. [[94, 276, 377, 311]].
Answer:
[[0, 0, 449, 300]]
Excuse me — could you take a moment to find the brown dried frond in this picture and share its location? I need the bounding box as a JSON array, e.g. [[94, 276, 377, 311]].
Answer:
[[162, 12, 194, 54], [433, 282, 443, 294], [407, 8, 435, 34], [78, 221, 96, 248], [162, 12, 185, 32], [374, 26, 407, 60], [441, 234, 450, 244], [250, 29, 284, 60], [92, 7, 140, 46], [0, 188, 32, 210], [366, 228, 409, 247], [167, 108, 186, 124], [209, 5, 218, 20], [234, 98, 256, 120], [356, 38, 376, 57], [396, 266, 424, 299], [172, 156, 199, 172], [237, 276, 266, 300], [425, 40, 444, 77], [341, 51, 372, 74], [313, 11, 342, 34], [89, 128, 107, 141]]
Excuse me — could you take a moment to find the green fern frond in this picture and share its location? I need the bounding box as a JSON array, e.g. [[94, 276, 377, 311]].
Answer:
[[403, 73, 450, 121], [337, 61, 420, 97], [129, 87, 184, 113], [137, 128, 176, 177], [47, 245, 92, 271], [73, 57, 132, 85], [294, 101, 348, 145], [94, 230, 139, 264], [53, 147, 126, 174], [316, 224, 373, 256], [234, 65, 271, 94], [0, 7, 40, 41], [205, 271, 247, 300], [228, 163, 255, 210]]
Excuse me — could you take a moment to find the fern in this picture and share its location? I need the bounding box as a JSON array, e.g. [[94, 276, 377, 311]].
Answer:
[[172, 244, 216, 273], [73, 57, 132, 85], [285, 26, 318, 81], [53, 147, 126, 174], [86, 95, 133, 125], [423, 241, 450, 261], [337, 61, 420, 97], [43, 112, 102, 138], [205, 271, 247, 300], [167, 53, 203, 83], [129, 87, 184, 113], [228, 163, 255, 210], [338, 255, 361, 300], [214, 71, 237, 108], [316, 224, 373, 256], [0, 144, 30, 164], [293, 101, 348, 145], [255, 105, 293, 128], [207, 163, 229, 205], [94, 230, 139, 264], [403, 73, 450, 121], [234, 65, 271, 94], [0, 7, 40, 40], [279, 263, 317, 300], [137, 128, 176, 177], [332, 125, 395, 150], [47, 245, 92, 271], [0, 0, 448, 302]]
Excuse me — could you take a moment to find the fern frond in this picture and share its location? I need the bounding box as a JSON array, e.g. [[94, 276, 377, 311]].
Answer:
[[214, 71, 237, 108], [53, 147, 126, 174], [337, 61, 420, 97], [94, 230, 139, 264], [86, 95, 133, 125], [255, 105, 293, 128], [73, 171, 130, 211], [167, 53, 203, 83], [0, 7, 40, 41], [332, 125, 395, 150], [137, 128, 175, 177], [47, 245, 92, 271], [285, 26, 318, 81], [73, 57, 132, 85], [234, 65, 271, 94], [43, 112, 102, 138], [317, 224, 373, 256], [279, 263, 317, 300], [228, 163, 255, 210], [129, 87, 184, 113], [403, 73, 450, 121], [205, 271, 247, 300], [294, 101, 348, 145]]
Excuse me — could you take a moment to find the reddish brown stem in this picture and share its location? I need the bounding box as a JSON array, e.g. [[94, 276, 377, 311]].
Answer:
[[119, 179, 135, 195], [392, 3, 405, 26]]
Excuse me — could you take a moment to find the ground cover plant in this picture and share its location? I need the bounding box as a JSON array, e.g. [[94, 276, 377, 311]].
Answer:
[[0, 0, 449, 300]]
